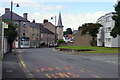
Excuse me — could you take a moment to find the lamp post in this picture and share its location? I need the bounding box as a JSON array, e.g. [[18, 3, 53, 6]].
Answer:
[[11, 1, 19, 52], [51, 16, 57, 46], [11, 1, 19, 20]]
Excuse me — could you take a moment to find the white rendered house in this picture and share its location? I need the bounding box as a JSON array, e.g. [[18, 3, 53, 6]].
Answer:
[[97, 12, 120, 47]]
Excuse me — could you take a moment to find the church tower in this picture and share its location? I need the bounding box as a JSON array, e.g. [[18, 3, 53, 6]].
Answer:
[[57, 12, 64, 40]]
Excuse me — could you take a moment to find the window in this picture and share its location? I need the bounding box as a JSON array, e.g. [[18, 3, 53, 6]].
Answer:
[[41, 34, 43, 38], [23, 30, 25, 36], [105, 16, 112, 22], [32, 34, 34, 39], [23, 22, 26, 27], [108, 27, 111, 32], [105, 27, 111, 32], [98, 39, 102, 42], [105, 38, 111, 42]]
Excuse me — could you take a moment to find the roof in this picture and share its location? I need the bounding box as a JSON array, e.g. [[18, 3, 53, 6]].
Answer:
[[1, 11, 29, 22], [57, 12, 64, 27], [36, 23, 44, 27], [44, 22, 55, 27], [40, 27, 54, 34], [97, 12, 116, 21], [30, 22, 39, 28]]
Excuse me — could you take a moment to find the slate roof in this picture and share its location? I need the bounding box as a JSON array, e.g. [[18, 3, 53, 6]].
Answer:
[[57, 12, 64, 27], [40, 27, 54, 34], [30, 22, 39, 28], [1, 11, 29, 22]]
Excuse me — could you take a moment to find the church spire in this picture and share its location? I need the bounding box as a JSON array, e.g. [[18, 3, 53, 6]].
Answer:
[[57, 12, 64, 27]]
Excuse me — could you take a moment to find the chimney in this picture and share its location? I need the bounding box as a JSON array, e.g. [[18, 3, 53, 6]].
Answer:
[[5, 8, 10, 13], [23, 13, 28, 20], [43, 19, 48, 24], [32, 19, 35, 23]]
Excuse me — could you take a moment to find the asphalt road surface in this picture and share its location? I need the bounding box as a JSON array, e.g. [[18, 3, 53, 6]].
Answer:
[[17, 48, 118, 78]]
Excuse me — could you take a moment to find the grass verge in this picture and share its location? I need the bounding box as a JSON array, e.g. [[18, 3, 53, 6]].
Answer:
[[58, 46, 119, 53]]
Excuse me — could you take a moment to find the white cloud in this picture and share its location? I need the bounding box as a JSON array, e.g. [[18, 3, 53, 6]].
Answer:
[[62, 11, 107, 30], [28, 11, 107, 31]]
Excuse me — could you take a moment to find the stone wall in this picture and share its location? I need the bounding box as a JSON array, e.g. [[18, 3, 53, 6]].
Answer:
[[73, 31, 92, 46], [57, 27, 63, 40]]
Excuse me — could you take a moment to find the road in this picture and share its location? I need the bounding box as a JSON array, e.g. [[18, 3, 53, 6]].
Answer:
[[17, 48, 118, 78]]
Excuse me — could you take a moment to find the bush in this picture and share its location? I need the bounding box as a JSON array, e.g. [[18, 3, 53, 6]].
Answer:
[[41, 43, 45, 46], [90, 40, 97, 46], [57, 40, 65, 45]]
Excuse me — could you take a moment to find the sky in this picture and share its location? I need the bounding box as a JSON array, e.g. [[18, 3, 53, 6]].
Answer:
[[0, 0, 117, 31]]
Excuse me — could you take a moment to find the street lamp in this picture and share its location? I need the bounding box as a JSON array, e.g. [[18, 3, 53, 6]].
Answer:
[[11, 1, 19, 20], [51, 16, 57, 46], [11, 1, 19, 52]]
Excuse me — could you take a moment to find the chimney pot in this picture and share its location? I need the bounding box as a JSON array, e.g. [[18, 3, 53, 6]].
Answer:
[[32, 19, 35, 23], [23, 13, 28, 20], [43, 19, 48, 23], [5, 8, 10, 13]]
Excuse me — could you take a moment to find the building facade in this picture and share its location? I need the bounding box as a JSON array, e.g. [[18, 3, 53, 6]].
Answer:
[[97, 12, 120, 47], [1, 8, 64, 48], [30, 21, 40, 48], [1, 8, 30, 48]]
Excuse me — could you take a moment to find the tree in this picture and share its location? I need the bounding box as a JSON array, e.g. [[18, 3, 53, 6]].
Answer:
[[81, 23, 102, 46], [66, 28, 73, 34], [4, 20, 17, 52], [110, 1, 120, 38], [64, 28, 73, 35]]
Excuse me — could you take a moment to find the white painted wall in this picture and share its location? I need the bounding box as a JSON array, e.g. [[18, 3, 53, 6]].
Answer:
[[3, 37, 8, 54], [97, 12, 120, 47]]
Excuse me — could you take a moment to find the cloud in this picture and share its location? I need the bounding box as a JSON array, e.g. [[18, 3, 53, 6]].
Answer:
[[28, 11, 107, 31], [62, 11, 107, 30]]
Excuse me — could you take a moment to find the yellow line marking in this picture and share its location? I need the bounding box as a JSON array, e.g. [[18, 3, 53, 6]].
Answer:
[[59, 73, 65, 78], [21, 61, 26, 68], [80, 70, 85, 72], [41, 68, 46, 72], [48, 67, 53, 71], [92, 75, 101, 78], [45, 74, 51, 78], [56, 67, 62, 70], [51, 74, 58, 78], [67, 72, 72, 75], [62, 73, 70, 78]]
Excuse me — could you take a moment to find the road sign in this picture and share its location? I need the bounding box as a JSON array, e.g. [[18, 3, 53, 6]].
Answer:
[[4, 23, 8, 29]]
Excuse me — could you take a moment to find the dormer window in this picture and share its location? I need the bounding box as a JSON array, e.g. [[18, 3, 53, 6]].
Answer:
[[23, 22, 26, 27]]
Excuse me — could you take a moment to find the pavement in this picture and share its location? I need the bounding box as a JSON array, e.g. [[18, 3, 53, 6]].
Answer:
[[2, 52, 28, 80]]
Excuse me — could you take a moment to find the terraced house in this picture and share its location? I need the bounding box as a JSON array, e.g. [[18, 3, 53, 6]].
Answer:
[[30, 20, 40, 48], [1, 8, 64, 48], [1, 8, 30, 48]]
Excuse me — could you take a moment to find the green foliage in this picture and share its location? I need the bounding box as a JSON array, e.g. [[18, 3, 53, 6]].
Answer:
[[3, 20, 18, 52], [90, 40, 97, 46], [58, 46, 118, 53], [110, 1, 120, 38], [57, 40, 65, 44], [64, 28, 73, 35], [63, 31, 67, 35], [81, 23, 102, 46]]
